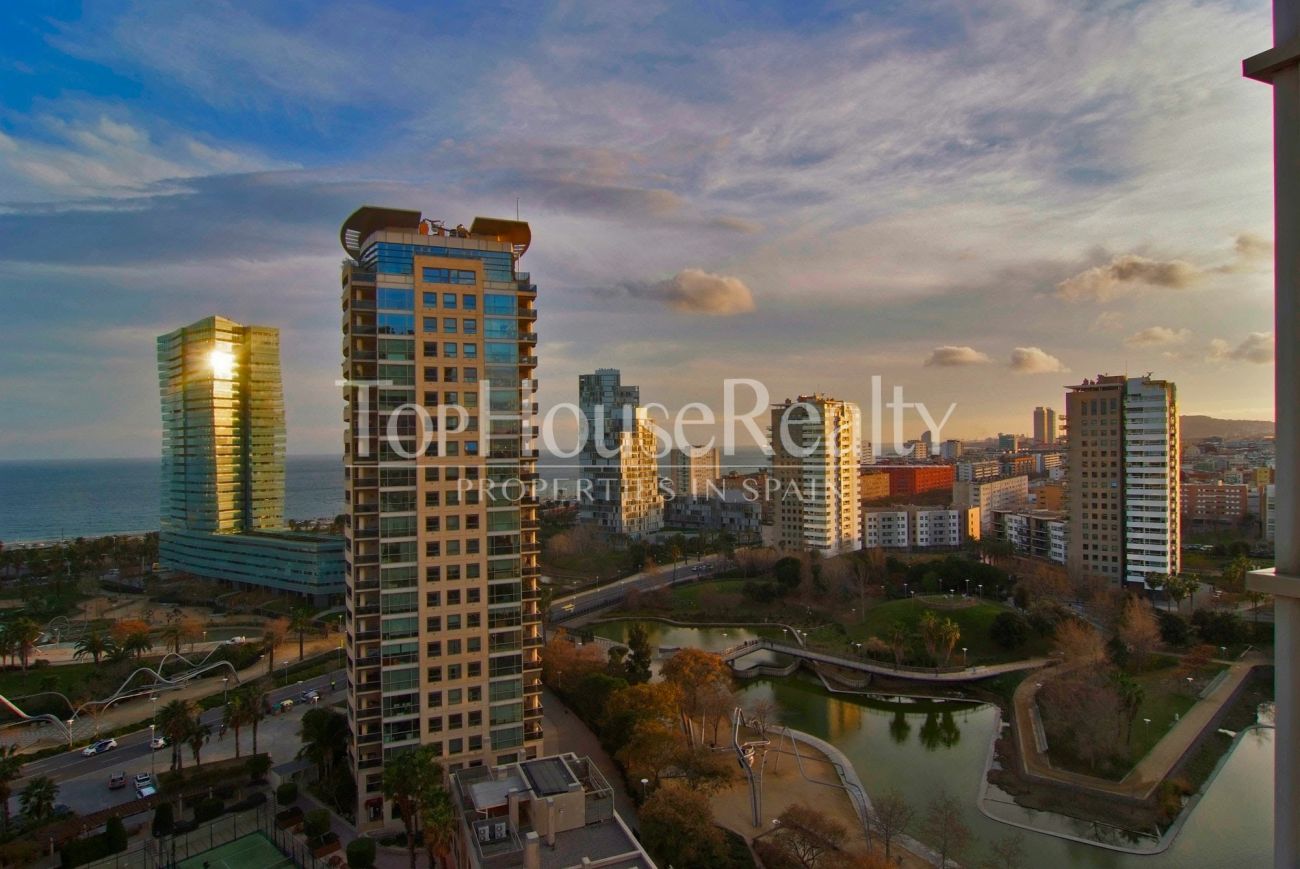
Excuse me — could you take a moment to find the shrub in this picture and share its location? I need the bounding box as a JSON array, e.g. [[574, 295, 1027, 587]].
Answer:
[[773, 557, 802, 593], [1157, 610, 1192, 646], [989, 611, 1030, 649], [229, 792, 268, 812], [1192, 610, 1247, 646], [246, 754, 272, 781], [304, 808, 331, 839], [151, 802, 174, 838], [194, 797, 224, 823], [346, 837, 378, 869], [0, 840, 41, 867], [104, 816, 127, 852], [276, 782, 299, 807], [742, 581, 779, 604]]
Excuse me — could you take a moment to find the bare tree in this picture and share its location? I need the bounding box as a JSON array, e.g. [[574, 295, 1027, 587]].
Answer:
[[1054, 619, 1105, 664], [921, 789, 971, 868], [982, 832, 1027, 869], [1117, 597, 1161, 670], [867, 789, 915, 862], [774, 804, 848, 868]]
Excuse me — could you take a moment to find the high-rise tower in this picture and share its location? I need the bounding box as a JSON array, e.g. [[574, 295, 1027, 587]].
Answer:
[[1065, 375, 1179, 586], [1033, 406, 1058, 444], [339, 208, 542, 828], [770, 394, 862, 556], [577, 369, 664, 537]]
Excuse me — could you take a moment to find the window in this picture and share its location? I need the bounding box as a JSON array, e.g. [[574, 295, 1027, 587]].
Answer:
[[484, 294, 515, 315], [423, 341, 438, 356], [421, 267, 476, 285], [422, 292, 438, 308], [422, 317, 438, 334], [463, 344, 477, 358], [443, 318, 457, 334], [462, 319, 478, 335], [378, 313, 415, 335], [377, 288, 414, 310], [462, 295, 477, 310]]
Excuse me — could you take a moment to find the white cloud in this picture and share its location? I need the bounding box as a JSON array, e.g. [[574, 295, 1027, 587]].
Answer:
[[1125, 326, 1190, 346], [1056, 254, 1201, 302], [924, 346, 992, 367], [630, 269, 755, 315], [1009, 346, 1067, 374], [1208, 332, 1273, 365]]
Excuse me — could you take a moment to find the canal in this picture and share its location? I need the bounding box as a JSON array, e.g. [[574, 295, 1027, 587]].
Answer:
[[589, 619, 1273, 868]]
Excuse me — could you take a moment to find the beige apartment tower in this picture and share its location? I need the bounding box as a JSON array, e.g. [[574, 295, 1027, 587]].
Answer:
[[770, 394, 862, 556], [667, 444, 721, 498], [340, 207, 543, 830], [1065, 374, 1180, 587], [578, 369, 665, 537], [1033, 406, 1058, 445]]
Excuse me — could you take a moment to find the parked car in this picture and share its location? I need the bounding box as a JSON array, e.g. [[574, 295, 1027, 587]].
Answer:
[[149, 735, 168, 750], [134, 773, 156, 798], [82, 738, 118, 757], [108, 772, 126, 790], [300, 690, 320, 704]]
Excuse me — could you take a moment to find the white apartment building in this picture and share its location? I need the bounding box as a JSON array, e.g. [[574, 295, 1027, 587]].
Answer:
[[953, 475, 1030, 533], [771, 394, 862, 556], [996, 509, 1068, 564], [1122, 377, 1180, 583], [862, 505, 979, 549], [956, 460, 1001, 482]]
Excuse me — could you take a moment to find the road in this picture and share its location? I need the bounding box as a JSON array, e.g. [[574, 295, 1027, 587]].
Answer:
[[549, 554, 726, 622], [13, 669, 345, 818]]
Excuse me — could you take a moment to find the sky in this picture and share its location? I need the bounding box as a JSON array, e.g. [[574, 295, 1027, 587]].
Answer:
[[0, 0, 1280, 459]]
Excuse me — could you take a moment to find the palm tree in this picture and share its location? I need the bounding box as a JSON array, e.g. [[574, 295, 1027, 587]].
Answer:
[[937, 618, 961, 667], [0, 632, 15, 668], [121, 630, 153, 660], [298, 708, 349, 782], [73, 630, 112, 665], [289, 608, 314, 661], [886, 622, 909, 668], [919, 611, 940, 664], [223, 690, 252, 759], [248, 692, 266, 755], [156, 699, 198, 772], [0, 745, 22, 832], [187, 720, 211, 768], [19, 776, 57, 822], [158, 623, 184, 655], [384, 753, 423, 869], [420, 784, 457, 869], [7, 619, 41, 670]]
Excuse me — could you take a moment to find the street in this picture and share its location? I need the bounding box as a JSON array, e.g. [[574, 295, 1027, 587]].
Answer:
[[12, 669, 346, 819], [549, 553, 726, 621]]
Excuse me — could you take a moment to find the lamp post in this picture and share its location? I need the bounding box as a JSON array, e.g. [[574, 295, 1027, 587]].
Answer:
[[640, 778, 649, 800], [149, 724, 156, 778], [978, 583, 984, 599], [962, 647, 968, 668], [282, 660, 289, 687], [222, 676, 229, 706], [65, 718, 74, 749], [965, 579, 971, 597]]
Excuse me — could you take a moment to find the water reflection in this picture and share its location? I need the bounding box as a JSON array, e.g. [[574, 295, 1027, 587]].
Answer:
[[585, 619, 1272, 868]]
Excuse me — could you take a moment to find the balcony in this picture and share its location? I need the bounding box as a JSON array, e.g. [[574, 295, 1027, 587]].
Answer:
[[517, 307, 537, 322], [350, 322, 377, 336], [519, 332, 538, 343], [348, 299, 377, 312], [519, 356, 538, 367]]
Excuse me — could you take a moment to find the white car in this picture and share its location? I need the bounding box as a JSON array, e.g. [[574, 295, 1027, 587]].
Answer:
[[82, 738, 117, 757], [134, 773, 156, 798], [150, 735, 167, 750]]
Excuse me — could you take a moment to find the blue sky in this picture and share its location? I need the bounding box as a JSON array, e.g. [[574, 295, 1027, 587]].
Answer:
[[0, 0, 1279, 458]]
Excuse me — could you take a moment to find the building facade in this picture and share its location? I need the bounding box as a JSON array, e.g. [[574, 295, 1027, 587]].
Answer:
[[862, 505, 979, 549], [859, 471, 891, 502], [666, 444, 720, 499], [157, 316, 343, 602], [339, 207, 544, 829], [578, 369, 664, 537], [994, 509, 1068, 564], [952, 475, 1030, 533], [1181, 482, 1249, 526], [1065, 374, 1180, 586], [771, 395, 862, 555], [873, 465, 955, 497], [1033, 406, 1059, 444], [955, 460, 1001, 482]]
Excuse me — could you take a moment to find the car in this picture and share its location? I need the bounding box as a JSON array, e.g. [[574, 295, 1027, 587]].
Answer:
[[108, 772, 126, 790], [135, 774, 156, 799], [149, 735, 167, 750], [300, 689, 320, 704], [81, 738, 118, 757]]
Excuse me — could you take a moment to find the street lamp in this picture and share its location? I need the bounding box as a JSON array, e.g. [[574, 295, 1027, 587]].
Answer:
[[222, 676, 229, 705], [65, 718, 74, 749], [965, 579, 971, 596], [283, 660, 290, 687], [640, 778, 649, 799], [978, 584, 984, 599], [149, 724, 156, 777], [962, 647, 968, 667]]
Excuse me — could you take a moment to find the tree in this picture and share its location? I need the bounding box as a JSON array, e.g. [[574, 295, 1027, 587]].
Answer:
[[1117, 597, 1161, 671], [0, 745, 21, 832], [868, 789, 914, 862], [772, 803, 848, 868], [7, 619, 40, 670], [982, 833, 1026, 869], [156, 699, 198, 772], [298, 708, 349, 783], [19, 776, 57, 822], [151, 802, 174, 838], [640, 788, 726, 868], [1113, 672, 1145, 744], [120, 630, 153, 660], [346, 838, 377, 869], [673, 744, 736, 794], [73, 630, 112, 665], [1054, 619, 1105, 663], [263, 617, 290, 676], [989, 612, 1030, 650], [774, 556, 803, 593], [661, 648, 732, 745], [921, 789, 971, 868], [616, 720, 680, 787], [224, 688, 256, 758], [419, 774, 457, 869], [383, 752, 423, 869], [850, 548, 886, 621], [289, 607, 315, 661], [919, 611, 940, 663], [886, 622, 909, 667], [937, 618, 961, 667], [1220, 556, 1252, 594], [1037, 670, 1122, 772], [624, 623, 653, 684], [187, 719, 212, 768]]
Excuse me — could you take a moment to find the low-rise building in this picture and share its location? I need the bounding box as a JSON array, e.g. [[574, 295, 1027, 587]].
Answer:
[[450, 753, 655, 869], [953, 475, 1030, 533], [995, 509, 1067, 564], [955, 460, 1001, 482], [862, 505, 979, 549], [1181, 482, 1249, 526], [1000, 454, 1035, 477], [874, 464, 955, 497], [663, 490, 761, 540], [858, 471, 891, 501], [1029, 481, 1066, 511]]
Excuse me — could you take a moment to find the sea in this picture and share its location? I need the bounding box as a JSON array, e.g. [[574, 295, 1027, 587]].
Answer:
[[0, 447, 773, 543]]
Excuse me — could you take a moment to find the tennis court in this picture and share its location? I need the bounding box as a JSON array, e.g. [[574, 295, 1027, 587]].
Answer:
[[177, 832, 293, 869]]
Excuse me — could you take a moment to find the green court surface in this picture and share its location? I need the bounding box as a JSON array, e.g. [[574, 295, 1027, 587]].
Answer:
[[177, 832, 293, 869]]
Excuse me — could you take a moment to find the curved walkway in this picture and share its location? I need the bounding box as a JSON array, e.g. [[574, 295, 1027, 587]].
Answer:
[[1011, 651, 1266, 800], [722, 638, 1050, 683]]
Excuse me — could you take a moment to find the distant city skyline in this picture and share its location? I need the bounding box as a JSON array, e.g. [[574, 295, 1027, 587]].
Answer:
[[0, 1, 1277, 459]]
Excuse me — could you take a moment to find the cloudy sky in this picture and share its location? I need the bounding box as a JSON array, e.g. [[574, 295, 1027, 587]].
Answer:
[[0, 0, 1278, 459]]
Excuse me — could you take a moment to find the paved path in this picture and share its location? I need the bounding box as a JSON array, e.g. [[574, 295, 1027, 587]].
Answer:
[[1012, 651, 1266, 799], [541, 687, 640, 831], [722, 637, 1052, 683]]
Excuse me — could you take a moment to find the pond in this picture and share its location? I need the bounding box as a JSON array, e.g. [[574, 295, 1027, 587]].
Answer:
[[589, 619, 1273, 868]]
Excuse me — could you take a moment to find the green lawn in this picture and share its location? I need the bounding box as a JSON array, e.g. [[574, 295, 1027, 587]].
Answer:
[[806, 598, 1052, 666], [668, 579, 748, 609], [0, 661, 103, 701]]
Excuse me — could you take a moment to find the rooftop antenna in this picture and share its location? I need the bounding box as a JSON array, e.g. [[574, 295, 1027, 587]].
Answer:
[[516, 196, 520, 220]]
